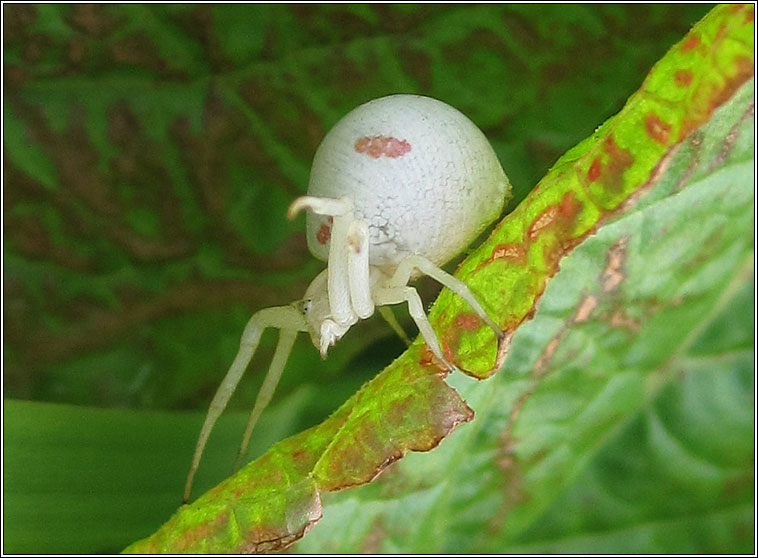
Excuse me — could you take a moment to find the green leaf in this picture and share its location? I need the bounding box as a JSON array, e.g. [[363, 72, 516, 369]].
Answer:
[[2, 391, 314, 553], [122, 4, 754, 553]]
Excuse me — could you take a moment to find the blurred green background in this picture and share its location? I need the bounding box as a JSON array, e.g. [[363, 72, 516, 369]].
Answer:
[[4, 1, 714, 413], [4, 3, 726, 553]]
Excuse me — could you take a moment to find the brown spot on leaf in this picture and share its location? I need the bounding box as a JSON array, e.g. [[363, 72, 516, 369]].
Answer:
[[533, 337, 560, 377], [418, 344, 451, 373], [679, 55, 754, 141], [528, 191, 583, 242], [316, 373, 474, 493], [493, 330, 514, 373], [718, 56, 754, 107], [744, 6, 755, 23], [597, 136, 635, 193], [602, 136, 622, 161], [235, 512, 322, 554], [528, 205, 559, 241], [490, 378, 534, 533], [644, 113, 672, 145], [608, 308, 641, 332], [674, 69, 693, 88], [360, 517, 386, 554], [709, 99, 755, 171], [527, 237, 630, 381], [479, 242, 528, 271], [439, 309, 506, 379], [681, 34, 700, 52], [454, 312, 483, 332], [588, 157, 602, 182], [602, 236, 629, 292], [725, 2, 753, 24], [674, 130, 704, 193], [574, 295, 598, 323]]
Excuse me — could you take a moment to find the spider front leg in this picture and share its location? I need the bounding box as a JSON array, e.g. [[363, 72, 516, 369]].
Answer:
[[374, 254, 504, 372], [373, 285, 454, 370], [289, 196, 358, 328], [389, 254, 504, 339], [183, 305, 306, 503], [289, 196, 413, 346], [346, 219, 375, 319]]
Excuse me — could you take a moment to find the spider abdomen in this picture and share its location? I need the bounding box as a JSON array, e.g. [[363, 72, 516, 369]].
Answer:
[[306, 95, 512, 267]]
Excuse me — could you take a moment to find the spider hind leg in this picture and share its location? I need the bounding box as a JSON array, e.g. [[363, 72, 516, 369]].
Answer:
[[183, 305, 306, 503]]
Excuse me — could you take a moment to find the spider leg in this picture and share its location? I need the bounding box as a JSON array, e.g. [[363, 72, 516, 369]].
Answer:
[[389, 254, 504, 338], [347, 219, 375, 319], [183, 305, 306, 504], [377, 306, 412, 346], [233, 327, 298, 472], [286, 195, 352, 221], [373, 285, 454, 371], [288, 196, 356, 326]]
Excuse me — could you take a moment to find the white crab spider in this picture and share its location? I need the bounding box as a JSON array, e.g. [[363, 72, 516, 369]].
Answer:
[[184, 94, 511, 502]]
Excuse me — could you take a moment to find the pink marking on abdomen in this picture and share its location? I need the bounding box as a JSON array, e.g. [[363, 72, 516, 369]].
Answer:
[[354, 135, 411, 159]]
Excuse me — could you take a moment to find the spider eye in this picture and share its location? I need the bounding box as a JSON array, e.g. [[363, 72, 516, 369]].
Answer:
[[299, 298, 312, 314]]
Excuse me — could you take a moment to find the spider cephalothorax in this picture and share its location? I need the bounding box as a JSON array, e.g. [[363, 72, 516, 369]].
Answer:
[[184, 94, 512, 502]]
